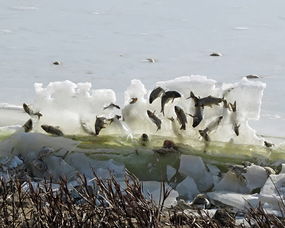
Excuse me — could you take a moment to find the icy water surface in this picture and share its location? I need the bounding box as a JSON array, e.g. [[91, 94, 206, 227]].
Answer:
[[0, 0, 285, 137]]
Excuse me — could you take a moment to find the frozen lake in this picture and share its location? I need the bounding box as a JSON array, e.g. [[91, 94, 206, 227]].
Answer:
[[0, 0, 285, 137]]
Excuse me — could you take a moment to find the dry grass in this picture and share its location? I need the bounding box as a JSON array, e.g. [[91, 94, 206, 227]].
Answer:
[[0, 171, 285, 227]]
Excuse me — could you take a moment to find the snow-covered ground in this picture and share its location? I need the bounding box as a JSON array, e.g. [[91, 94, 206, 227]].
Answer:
[[0, 0, 285, 137]]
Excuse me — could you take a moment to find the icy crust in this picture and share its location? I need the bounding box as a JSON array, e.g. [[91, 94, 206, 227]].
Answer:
[[1, 134, 285, 214], [33, 81, 118, 134], [0, 75, 266, 145]]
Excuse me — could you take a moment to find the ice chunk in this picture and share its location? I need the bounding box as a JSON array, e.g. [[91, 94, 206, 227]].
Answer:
[[243, 164, 268, 192], [214, 171, 248, 193], [260, 174, 285, 210], [207, 164, 222, 187], [215, 164, 268, 194], [0, 132, 77, 159], [142, 181, 178, 208], [207, 164, 221, 176], [179, 155, 213, 191], [93, 160, 125, 180], [208, 191, 259, 210], [0, 155, 23, 170], [156, 75, 216, 98], [280, 164, 285, 174], [175, 177, 200, 200], [66, 153, 125, 180], [167, 165, 177, 181], [34, 80, 117, 134], [64, 152, 100, 178], [8, 156, 23, 168], [124, 79, 147, 105], [1, 75, 269, 151], [42, 156, 76, 180]]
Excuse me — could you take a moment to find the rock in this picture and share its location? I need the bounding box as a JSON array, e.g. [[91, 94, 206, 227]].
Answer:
[[190, 193, 211, 209], [178, 155, 213, 191], [175, 177, 200, 200]]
